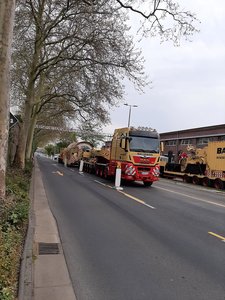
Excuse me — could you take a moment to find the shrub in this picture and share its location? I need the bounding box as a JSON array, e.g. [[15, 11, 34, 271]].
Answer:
[[0, 227, 23, 300], [0, 166, 31, 299]]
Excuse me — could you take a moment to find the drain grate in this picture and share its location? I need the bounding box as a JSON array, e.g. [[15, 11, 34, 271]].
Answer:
[[38, 242, 60, 255]]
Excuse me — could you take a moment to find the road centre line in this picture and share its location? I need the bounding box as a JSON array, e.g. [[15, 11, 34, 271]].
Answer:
[[118, 191, 156, 209], [57, 171, 64, 176], [94, 180, 155, 209], [52, 171, 64, 176], [155, 186, 225, 208], [208, 232, 225, 242], [94, 180, 111, 188]]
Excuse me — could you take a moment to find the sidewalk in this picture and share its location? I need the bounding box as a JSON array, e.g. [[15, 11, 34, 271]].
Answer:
[[18, 158, 77, 300]]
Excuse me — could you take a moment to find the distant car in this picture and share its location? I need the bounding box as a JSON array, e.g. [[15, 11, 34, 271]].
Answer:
[[53, 154, 59, 160]]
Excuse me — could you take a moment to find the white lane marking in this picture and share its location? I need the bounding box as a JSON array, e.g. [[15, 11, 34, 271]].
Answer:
[[94, 180, 109, 187], [94, 180, 156, 209], [118, 190, 156, 210], [144, 203, 156, 209], [155, 186, 225, 208]]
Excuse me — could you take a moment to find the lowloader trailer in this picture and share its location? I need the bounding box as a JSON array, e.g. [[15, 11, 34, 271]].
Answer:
[[58, 141, 93, 167], [160, 141, 225, 190]]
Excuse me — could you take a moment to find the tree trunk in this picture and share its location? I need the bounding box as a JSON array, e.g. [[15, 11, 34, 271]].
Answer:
[[26, 112, 38, 161], [13, 7, 44, 169], [13, 97, 33, 169], [26, 92, 43, 161], [0, 0, 15, 199]]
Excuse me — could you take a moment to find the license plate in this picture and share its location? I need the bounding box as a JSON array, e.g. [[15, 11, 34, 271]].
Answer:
[[141, 172, 148, 175]]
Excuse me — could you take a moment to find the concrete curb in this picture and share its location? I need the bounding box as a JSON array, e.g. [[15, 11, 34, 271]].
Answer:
[[18, 162, 35, 300]]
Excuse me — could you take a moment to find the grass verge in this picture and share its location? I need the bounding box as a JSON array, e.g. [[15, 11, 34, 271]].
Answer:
[[0, 165, 32, 300]]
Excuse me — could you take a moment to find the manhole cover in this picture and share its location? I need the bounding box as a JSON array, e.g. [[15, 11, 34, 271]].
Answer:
[[38, 243, 60, 255]]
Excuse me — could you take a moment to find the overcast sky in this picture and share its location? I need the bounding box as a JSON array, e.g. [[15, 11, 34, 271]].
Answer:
[[104, 0, 225, 135]]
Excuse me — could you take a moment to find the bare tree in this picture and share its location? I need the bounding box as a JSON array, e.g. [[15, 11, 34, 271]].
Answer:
[[0, 0, 15, 199], [11, 0, 199, 169], [12, 0, 146, 168], [115, 0, 199, 45]]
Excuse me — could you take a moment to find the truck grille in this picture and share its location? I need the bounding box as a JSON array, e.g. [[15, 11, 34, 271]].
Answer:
[[138, 167, 150, 172]]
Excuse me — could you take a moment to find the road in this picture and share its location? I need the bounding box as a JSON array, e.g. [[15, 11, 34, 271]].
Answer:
[[37, 156, 225, 300]]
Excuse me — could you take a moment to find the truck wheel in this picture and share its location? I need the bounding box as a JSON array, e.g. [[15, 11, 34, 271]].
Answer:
[[160, 167, 165, 177], [96, 168, 99, 176], [192, 176, 200, 185], [103, 168, 108, 179], [99, 168, 103, 177], [183, 175, 191, 183], [213, 179, 224, 190], [143, 182, 152, 187], [202, 177, 211, 187]]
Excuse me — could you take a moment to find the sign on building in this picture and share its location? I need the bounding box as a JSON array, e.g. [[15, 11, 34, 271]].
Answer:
[[9, 112, 18, 129]]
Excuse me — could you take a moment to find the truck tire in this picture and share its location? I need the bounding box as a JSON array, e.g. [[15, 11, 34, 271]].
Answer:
[[202, 177, 211, 187], [183, 175, 191, 183], [99, 168, 103, 177], [213, 178, 224, 190], [143, 182, 152, 187], [96, 167, 100, 176], [192, 176, 200, 185], [103, 168, 108, 179]]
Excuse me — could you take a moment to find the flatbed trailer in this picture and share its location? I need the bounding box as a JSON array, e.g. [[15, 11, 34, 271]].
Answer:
[[161, 169, 225, 189], [160, 140, 225, 190]]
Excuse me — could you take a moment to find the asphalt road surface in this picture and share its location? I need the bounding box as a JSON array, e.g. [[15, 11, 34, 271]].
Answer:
[[37, 156, 225, 300]]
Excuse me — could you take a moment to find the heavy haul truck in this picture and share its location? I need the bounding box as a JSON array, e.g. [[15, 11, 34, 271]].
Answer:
[[160, 141, 225, 189], [82, 127, 161, 186]]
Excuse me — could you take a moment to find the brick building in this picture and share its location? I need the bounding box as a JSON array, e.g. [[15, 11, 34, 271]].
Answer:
[[160, 124, 225, 162]]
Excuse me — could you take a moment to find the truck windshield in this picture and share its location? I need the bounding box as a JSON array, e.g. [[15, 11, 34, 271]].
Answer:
[[129, 136, 159, 153]]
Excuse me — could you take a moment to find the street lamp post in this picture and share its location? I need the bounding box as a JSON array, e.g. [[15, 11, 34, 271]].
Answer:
[[124, 103, 138, 127]]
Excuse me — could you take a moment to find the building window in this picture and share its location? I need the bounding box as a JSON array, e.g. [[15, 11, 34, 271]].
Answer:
[[197, 137, 212, 145], [218, 135, 225, 141], [180, 139, 192, 145], [165, 140, 176, 146]]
